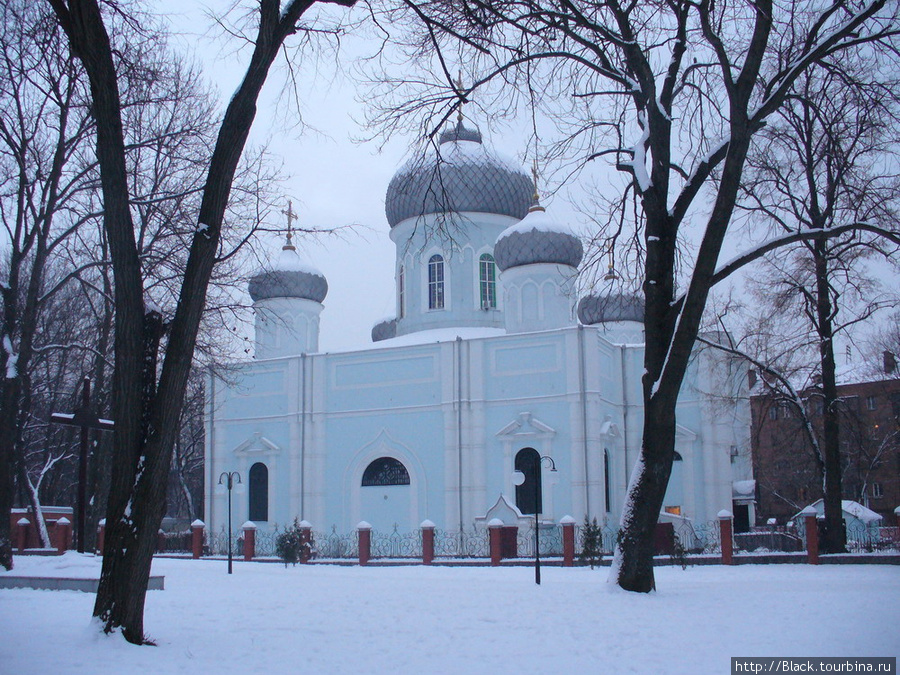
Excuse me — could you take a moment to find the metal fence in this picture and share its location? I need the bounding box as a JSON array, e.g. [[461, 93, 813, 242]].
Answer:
[[162, 518, 898, 562]]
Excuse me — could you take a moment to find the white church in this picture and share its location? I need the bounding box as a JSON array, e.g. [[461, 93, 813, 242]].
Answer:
[[204, 119, 755, 541]]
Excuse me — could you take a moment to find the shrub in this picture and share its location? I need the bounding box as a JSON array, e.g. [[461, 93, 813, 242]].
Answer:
[[275, 518, 312, 566]]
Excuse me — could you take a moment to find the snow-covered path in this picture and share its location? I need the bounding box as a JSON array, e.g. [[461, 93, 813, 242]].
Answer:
[[1, 554, 896, 674]]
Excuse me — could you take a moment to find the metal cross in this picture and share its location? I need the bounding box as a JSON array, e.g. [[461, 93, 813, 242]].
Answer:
[[281, 200, 298, 249], [50, 377, 114, 553]]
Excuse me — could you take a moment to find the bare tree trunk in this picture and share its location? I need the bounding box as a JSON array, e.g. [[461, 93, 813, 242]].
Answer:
[[814, 244, 847, 553], [47, 0, 356, 643]]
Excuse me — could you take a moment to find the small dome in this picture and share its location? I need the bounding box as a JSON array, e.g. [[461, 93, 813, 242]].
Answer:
[[578, 293, 644, 325], [371, 318, 398, 343], [385, 120, 534, 227], [494, 206, 583, 271], [249, 245, 328, 303]]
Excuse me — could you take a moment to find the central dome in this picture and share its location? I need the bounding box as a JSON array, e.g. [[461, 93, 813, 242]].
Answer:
[[385, 121, 534, 227]]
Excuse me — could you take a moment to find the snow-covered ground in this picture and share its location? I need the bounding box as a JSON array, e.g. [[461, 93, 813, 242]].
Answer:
[[1, 553, 897, 674]]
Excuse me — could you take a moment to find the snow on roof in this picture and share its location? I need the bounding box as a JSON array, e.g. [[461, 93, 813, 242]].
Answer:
[[796, 499, 883, 524], [369, 327, 507, 349], [732, 480, 756, 498]]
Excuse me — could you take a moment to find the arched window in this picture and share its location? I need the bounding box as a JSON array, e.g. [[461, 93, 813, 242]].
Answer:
[[673, 451, 683, 461], [362, 457, 410, 486], [604, 449, 612, 513], [428, 254, 445, 310], [514, 447, 541, 515], [479, 254, 497, 309], [248, 462, 268, 522]]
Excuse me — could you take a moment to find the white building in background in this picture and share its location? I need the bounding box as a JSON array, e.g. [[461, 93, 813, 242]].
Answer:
[[204, 120, 754, 538]]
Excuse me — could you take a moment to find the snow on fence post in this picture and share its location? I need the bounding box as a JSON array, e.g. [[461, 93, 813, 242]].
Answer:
[[299, 520, 312, 563], [560, 515, 576, 567], [97, 518, 106, 555], [357, 521, 372, 566], [421, 520, 435, 565], [488, 519, 504, 566], [802, 506, 819, 565], [242, 521, 257, 561], [16, 517, 29, 551], [191, 519, 205, 559], [55, 516, 71, 554], [157, 529, 166, 554], [718, 510, 734, 565]]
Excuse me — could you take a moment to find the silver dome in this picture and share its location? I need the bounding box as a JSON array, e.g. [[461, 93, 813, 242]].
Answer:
[[494, 208, 583, 271], [371, 318, 398, 343], [249, 246, 328, 303], [577, 293, 644, 325], [385, 121, 534, 227]]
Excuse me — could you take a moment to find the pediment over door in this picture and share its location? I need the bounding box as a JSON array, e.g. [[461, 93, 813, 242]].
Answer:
[[232, 432, 280, 457], [495, 412, 556, 441]]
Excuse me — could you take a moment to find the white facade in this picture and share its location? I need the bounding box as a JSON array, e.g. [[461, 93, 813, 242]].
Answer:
[[205, 123, 753, 537]]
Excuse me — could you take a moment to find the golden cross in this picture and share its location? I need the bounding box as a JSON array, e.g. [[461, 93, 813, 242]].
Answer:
[[281, 200, 298, 249]]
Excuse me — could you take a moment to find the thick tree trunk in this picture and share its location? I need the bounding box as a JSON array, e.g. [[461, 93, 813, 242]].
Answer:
[[611, 396, 678, 592], [814, 244, 846, 553]]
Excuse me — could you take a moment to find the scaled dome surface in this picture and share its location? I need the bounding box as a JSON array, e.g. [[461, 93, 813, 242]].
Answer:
[[385, 121, 534, 227], [249, 245, 328, 303], [577, 293, 644, 325], [494, 207, 584, 271]]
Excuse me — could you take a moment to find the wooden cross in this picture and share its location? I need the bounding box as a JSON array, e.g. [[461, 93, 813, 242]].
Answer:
[[281, 200, 298, 249], [50, 377, 114, 553]]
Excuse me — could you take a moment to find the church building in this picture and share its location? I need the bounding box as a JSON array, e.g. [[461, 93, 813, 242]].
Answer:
[[204, 119, 754, 540]]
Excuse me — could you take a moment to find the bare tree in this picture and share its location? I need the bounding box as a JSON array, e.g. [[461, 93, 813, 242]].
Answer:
[[369, 0, 900, 591], [46, 0, 357, 644], [733, 59, 900, 551]]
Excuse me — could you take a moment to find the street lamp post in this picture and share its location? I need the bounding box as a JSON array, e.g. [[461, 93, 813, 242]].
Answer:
[[218, 471, 241, 574], [533, 455, 557, 585]]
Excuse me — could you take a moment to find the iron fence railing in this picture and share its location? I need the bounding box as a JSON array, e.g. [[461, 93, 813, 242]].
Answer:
[[163, 517, 899, 561]]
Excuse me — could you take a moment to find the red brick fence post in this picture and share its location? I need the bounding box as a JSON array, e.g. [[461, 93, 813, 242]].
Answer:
[[191, 519, 205, 559], [421, 520, 435, 565], [488, 519, 503, 566], [242, 521, 257, 561], [299, 520, 312, 563], [718, 510, 734, 565], [357, 521, 371, 566], [97, 518, 106, 555], [560, 515, 576, 567], [54, 516, 72, 554], [802, 506, 819, 565], [15, 517, 29, 551]]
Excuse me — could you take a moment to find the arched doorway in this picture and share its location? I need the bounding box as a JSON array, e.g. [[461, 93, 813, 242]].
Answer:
[[360, 457, 412, 532], [515, 447, 541, 515]]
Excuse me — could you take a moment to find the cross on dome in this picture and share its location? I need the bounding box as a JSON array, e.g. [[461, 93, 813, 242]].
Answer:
[[281, 200, 298, 251]]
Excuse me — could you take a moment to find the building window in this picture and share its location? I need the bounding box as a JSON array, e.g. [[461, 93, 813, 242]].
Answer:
[[248, 462, 268, 522], [479, 254, 497, 309], [428, 254, 444, 310], [604, 449, 612, 513], [664, 506, 681, 516], [398, 265, 405, 319], [768, 406, 778, 421], [872, 483, 884, 499], [515, 447, 542, 515], [866, 395, 877, 411], [362, 457, 410, 486]]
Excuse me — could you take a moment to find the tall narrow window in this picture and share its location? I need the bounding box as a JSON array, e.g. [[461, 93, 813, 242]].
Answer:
[[428, 254, 444, 310], [604, 449, 612, 513], [479, 254, 497, 309], [398, 264, 406, 319], [248, 462, 268, 522]]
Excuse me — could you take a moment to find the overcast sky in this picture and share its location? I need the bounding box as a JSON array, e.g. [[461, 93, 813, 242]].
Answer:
[[132, 3, 900, 360], [155, 1, 591, 354]]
